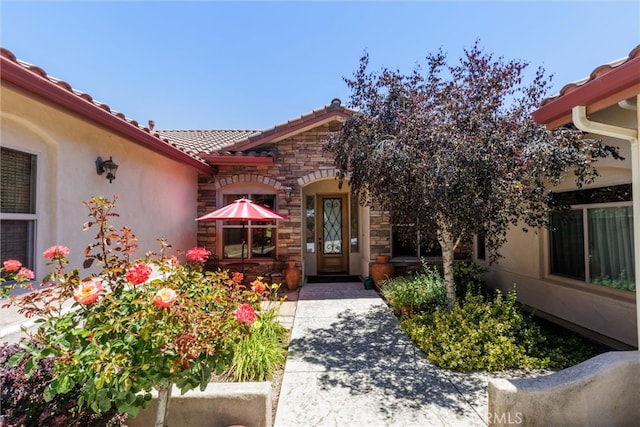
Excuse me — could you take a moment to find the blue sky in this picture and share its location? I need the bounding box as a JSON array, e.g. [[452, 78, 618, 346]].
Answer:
[[2, 1, 639, 130]]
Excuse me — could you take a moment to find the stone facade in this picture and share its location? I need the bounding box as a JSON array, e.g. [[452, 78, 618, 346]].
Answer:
[[196, 123, 392, 280]]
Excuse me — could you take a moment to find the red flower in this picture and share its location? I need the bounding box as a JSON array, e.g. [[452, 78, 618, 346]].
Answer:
[[231, 271, 244, 285], [3, 259, 22, 272], [43, 245, 70, 259], [185, 247, 210, 262], [126, 263, 152, 285], [16, 268, 35, 281], [153, 288, 177, 308], [250, 280, 266, 294], [73, 278, 103, 305], [233, 304, 256, 324]]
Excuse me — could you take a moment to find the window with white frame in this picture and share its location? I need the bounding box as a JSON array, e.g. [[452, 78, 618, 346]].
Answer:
[[221, 193, 277, 260], [1, 147, 37, 276], [549, 184, 634, 292]]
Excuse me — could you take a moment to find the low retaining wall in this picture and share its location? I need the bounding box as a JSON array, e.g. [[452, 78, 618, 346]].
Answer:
[[488, 351, 640, 426], [127, 382, 272, 427]]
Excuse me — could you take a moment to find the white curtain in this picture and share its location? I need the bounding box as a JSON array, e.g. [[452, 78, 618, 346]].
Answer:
[[589, 206, 635, 289]]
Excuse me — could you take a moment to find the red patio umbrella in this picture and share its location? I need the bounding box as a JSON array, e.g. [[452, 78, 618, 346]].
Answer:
[[196, 198, 289, 264]]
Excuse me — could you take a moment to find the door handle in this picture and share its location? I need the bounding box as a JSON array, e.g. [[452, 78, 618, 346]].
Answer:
[[318, 239, 323, 254]]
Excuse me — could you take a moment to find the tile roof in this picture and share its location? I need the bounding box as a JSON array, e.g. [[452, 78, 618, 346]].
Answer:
[[534, 45, 640, 128], [1, 47, 215, 174], [155, 129, 260, 156], [226, 98, 353, 152], [156, 99, 353, 160]]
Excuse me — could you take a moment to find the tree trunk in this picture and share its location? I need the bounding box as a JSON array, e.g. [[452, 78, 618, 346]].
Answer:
[[155, 383, 172, 427], [438, 227, 457, 310]]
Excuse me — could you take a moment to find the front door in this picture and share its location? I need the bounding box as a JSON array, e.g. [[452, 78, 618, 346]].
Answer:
[[317, 194, 349, 274]]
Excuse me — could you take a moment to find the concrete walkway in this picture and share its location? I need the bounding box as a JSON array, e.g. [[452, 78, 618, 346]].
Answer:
[[273, 281, 495, 427]]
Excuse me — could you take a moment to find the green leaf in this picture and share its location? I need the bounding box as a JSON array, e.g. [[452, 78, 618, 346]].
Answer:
[[23, 355, 37, 377], [56, 374, 75, 394], [8, 351, 25, 367], [43, 382, 57, 402]]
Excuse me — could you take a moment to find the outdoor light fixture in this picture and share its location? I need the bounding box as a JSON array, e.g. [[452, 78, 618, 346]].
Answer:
[[96, 156, 119, 183], [284, 185, 293, 203]]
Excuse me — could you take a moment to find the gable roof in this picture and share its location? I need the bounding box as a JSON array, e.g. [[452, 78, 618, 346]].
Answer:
[[157, 98, 354, 166], [532, 45, 640, 129], [0, 47, 216, 174]]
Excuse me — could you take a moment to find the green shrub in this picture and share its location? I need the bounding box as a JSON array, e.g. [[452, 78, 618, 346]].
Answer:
[[381, 265, 447, 317], [453, 260, 488, 299], [401, 287, 607, 371], [401, 288, 550, 371], [225, 309, 288, 381], [1, 341, 127, 426]]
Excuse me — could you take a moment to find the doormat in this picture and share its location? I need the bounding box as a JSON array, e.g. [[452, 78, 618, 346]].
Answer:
[[306, 275, 362, 283]]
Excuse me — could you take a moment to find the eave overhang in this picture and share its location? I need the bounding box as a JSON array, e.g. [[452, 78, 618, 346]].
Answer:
[[227, 109, 352, 152], [200, 152, 275, 166], [532, 46, 640, 129]]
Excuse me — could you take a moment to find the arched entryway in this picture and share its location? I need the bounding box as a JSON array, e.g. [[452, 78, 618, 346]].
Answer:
[[297, 170, 370, 278]]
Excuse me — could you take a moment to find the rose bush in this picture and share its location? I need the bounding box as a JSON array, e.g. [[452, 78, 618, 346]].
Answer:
[[1, 196, 280, 425]]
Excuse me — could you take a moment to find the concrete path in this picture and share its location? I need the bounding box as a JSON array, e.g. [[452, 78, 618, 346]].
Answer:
[[273, 281, 493, 427]]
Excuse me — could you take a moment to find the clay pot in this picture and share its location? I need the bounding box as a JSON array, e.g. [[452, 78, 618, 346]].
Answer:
[[284, 260, 300, 290], [370, 255, 395, 290]]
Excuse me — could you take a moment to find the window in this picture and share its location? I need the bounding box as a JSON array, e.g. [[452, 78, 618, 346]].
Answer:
[[350, 196, 359, 253], [549, 185, 634, 292], [391, 225, 441, 259], [305, 195, 315, 253], [1, 147, 37, 275], [221, 193, 277, 260], [476, 232, 486, 261]]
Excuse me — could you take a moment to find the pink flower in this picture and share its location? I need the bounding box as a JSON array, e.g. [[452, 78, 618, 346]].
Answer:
[[73, 278, 103, 305], [3, 259, 22, 272], [153, 288, 177, 308], [16, 268, 35, 281], [250, 280, 266, 294], [126, 263, 152, 285], [43, 245, 70, 259], [233, 304, 256, 324], [185, 247, 210, 262]]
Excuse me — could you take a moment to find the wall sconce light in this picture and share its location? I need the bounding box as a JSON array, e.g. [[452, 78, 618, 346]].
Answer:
[[284, 185, 293, 203], [96, 156, 119, 183]]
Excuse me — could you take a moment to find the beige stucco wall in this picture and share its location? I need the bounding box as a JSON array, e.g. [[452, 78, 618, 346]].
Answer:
[[1, 83, 199, 281], [483, 127, 636, 348]]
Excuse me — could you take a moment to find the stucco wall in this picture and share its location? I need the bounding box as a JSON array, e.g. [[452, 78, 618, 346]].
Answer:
[[483, 132, 636, 348], [1, 84, 199, 280]]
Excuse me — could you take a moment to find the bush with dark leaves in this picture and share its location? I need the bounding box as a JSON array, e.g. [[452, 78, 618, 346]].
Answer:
[[0, 341, 126, 427]]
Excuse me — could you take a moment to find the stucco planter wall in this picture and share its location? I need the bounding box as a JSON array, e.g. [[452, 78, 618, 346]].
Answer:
[[488, 351, 640, 426], [128, 382, 272, 427]]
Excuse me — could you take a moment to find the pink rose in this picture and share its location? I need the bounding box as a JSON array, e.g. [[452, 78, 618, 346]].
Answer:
[[233, 304, 256, 324], [16, 268, 35, 281], [73, 278, 103, 305], [3, 259, 22, 272], [126, 263, 152, 285], [43, 245, 70, 259], [185, 247, 210, 262], [153, 288, 177, 308]]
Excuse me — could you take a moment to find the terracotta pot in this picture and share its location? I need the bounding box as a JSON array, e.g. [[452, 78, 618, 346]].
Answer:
[[284, 260, 300, 290], [370, 255, 395, 290]]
